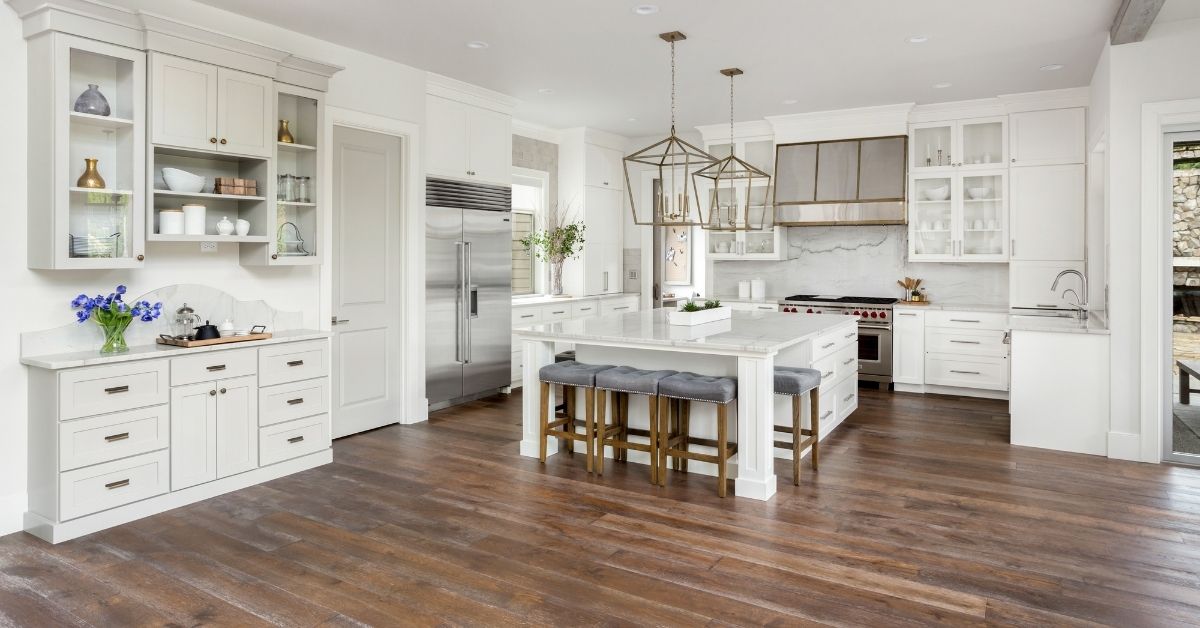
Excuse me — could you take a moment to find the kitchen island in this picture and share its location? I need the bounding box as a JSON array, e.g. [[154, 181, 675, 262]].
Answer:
[[513, 308, 859, 500]]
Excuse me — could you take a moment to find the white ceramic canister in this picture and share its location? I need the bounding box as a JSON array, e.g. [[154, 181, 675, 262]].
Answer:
[[216, 216, 234, 236], [159, 208, 184, 235], [750, 278, 765, 300], [738, 280, 751, 300], [183, 204, 207, 235], [235, 218, 250, 236]]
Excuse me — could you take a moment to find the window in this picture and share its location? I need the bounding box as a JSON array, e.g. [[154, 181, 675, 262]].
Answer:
[[511, 177, 544, 296]]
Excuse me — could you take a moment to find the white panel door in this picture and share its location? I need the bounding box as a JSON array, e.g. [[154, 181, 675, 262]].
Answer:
[[150, 54, 217, 151], [215, 375, 258, 478], [1010, 108, 1085, 166], [170, 381, 217, 490], [215, 68, 273, 157], [1010, 164, 1085, 261], [586, 143, 623, 190], [331, 125, 403, 437], [425, 95, 470, 179], [467, 105, 512, 185], [892, 310, 925, 385]]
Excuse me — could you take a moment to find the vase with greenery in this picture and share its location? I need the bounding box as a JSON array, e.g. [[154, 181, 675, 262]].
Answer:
[[70, 285, 163, 354], [520, 207, 585, 296]]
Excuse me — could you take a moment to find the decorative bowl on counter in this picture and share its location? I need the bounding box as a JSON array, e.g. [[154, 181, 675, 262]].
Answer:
[[966, 187, 993, 199], [162, 167, 205, 193], [923, 186, 950, 201]]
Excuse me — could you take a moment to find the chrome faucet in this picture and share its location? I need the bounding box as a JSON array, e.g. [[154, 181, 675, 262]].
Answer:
[[1051, 269, 1088, 319]]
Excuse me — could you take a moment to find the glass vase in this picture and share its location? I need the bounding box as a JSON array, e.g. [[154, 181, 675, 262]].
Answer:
[[73, 84, 111, 117], [97, 316, 132, 354], [551, 263, 564, 295]]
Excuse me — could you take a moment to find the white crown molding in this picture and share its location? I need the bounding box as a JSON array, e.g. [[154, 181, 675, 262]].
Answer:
[[767, 103, 915, 143], [556, 126, 628, 152], [998, 87, 1089, 113], [512, 119, 561, 145], [694, 120, 774, 144], [427, 72, 518, 115], [908, 97, 1007, 124]]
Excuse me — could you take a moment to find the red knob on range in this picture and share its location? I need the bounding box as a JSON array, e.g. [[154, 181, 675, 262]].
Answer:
[[879, 311, 887, 318], [806, 308, 813, 313], [870, 311, 878, 318], [852, 310, 861, 316]]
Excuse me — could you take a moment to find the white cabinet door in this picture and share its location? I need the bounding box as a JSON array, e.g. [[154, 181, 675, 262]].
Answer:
[[216, 375, 258, 478], [467, 105, 512, 185], [216, 67, 273, 157], [426, 95, 471, 179], [892, 309, 925, 385], [1010, 164, 1084, 261], [1010, 108, 1085, 166], [586, 185, 623, 294], [586, 143, 623, 190], [170, 381, 217, 490], [150, 54, 218, 151], [1010, 261, 1085, 309]]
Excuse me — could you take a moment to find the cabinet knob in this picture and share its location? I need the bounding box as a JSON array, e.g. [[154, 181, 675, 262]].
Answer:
[[209, 389, 217, 396], [1011, 158, 1016, 163], [136, 254, 144, 261], [603, 181, 609, 186], [219, 387, 227, 394], [271, 254, 279, 260], [209, 137, 217, 144], [219, 138, 227, 145]]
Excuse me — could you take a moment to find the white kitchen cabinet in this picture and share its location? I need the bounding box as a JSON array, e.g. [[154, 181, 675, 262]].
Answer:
[[892, 309, 925, 385], [425, 94, 512, 185], [1010, 261, 1086, 309], [1010, 108, 1085, 167], [910, 116, 1007, 172], [586, 143, 624, 190], [909, 170, 1007, 262], [215, 375, 258, 478], [170, 381, 217, 490], [701, 138, 791, 262], [1010, 329, 1108, 456], [562, 181, 623, 296], [1010, 164, 1085, 261], [150, 54, 273, 157]]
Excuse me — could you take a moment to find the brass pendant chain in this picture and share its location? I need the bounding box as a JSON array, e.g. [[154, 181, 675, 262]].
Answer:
[[670, 39, 677, 134]]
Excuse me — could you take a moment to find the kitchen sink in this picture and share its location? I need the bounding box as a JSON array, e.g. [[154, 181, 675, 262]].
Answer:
[[1010, 309, 1080, 319]]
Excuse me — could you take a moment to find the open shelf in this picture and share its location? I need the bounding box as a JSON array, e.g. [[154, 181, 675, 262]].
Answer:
[[148, 234, 271, 243], [277, 141, 316, 153], [277, 200, 316, 207], [69, 111, 134, 129], [152, 144, 269, 163], [154, 190, 266, 201], [70, 186, 133, 195]]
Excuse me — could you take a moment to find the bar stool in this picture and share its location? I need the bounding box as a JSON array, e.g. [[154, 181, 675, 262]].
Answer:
[[773, 367, 822, 484], [594, 366, 678, 483], [538, 360, 613, 472], [657, 372, 739, 497]]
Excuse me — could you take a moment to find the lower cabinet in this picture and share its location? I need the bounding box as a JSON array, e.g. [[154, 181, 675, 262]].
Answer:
[[892, 307, 1010, 396], [892, 309, 925, 385], [510, 295, 640, 387], [170, 374, 257, 490]]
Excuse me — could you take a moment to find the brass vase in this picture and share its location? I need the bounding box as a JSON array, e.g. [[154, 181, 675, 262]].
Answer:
[[76, 158, 105, 189], [277, 119, 294, 144]]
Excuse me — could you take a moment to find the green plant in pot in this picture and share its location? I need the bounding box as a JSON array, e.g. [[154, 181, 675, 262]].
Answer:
[[520, 206, 585, 296]]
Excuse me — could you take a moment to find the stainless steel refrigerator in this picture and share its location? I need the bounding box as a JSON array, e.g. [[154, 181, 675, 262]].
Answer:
[[425, 178, 513, 410]]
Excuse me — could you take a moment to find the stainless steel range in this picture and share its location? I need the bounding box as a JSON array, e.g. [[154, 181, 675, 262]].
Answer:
[[779, 295, 897, 386]]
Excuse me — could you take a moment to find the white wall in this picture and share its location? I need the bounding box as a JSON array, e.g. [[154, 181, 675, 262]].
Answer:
[[0, 0, 430, 534]]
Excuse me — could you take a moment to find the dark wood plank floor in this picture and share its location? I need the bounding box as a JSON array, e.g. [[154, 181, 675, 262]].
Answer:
[[4, 388, 1200, 626]]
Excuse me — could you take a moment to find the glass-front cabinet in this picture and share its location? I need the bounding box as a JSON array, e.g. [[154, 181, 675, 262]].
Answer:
[[28, 33, 146, 269], [910, 116, 1006, 172], [703, 139, 791, 261], [909, 170, 1007, 262]]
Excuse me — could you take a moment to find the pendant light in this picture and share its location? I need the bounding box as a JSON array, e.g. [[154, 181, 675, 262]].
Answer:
[[624, 31, 718, 227], [692, 68, 773, 231]]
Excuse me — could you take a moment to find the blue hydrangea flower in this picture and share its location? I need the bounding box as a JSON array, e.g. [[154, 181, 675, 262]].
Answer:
[[115, 285, 126, 295]]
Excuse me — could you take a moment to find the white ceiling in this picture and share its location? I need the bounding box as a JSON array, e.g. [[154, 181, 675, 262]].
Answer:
[[194, 0, 1121, 137]]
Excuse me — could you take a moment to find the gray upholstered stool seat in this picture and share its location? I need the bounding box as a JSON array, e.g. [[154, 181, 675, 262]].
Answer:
[[774, 366, 821, 396], [539, 360, 614, 387], [594, 367, 679, 480], [658, 372, 738, 404], [596, 366, 678, 395]]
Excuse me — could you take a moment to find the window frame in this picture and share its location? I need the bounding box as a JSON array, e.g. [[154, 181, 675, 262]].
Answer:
[[512, 167, 551, 296]]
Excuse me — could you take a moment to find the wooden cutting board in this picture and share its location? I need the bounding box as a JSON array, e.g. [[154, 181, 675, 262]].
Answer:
[[156, 332, 273, 348]]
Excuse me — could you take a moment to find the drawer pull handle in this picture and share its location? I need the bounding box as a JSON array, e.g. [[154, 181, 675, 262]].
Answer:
[[842, 358, 855, 365], [551, 310, 565, 315], [845, 332, 856, 339], [287, 360, 305, 367], [821, 410, 833, 420], [104, 385, 129, 394], [820, 342, 835, 349], [614, 306, 630, 311], [821, 370, 833, 379], [897, 312, 917, 317], [1035, 303, 1058, 308], [950, 340, 981, 344], [520, 314, 535, 318], [579, 307, 592, 311], [287, 435, 305, 444], [949, 319, 980, 323], [105, 479, 130, 490], [287, 398, 304, 405], [842, 394, 854, 403], [950, 370, 981, 375], [206, 365, 226, 372], [104, 432, 130, 442]]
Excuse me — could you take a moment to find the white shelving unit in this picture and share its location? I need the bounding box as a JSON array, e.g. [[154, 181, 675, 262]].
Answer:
[[148, 145, 272, 245], [701, 139, 791, 261]]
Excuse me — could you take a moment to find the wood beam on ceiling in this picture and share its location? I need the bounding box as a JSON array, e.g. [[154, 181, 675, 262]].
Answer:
[[1110, 0, 1166, 45]]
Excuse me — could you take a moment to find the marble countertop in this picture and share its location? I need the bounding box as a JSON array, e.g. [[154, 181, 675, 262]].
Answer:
[[894, 302, 1010, 313], [1009, 311, 1110, 335], [512, 293, 638, 307], [513, 308, 856, 355], [22, 329, 330, 370], [711, 294, 789, 304]]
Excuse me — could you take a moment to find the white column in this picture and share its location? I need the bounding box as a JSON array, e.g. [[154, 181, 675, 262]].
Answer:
[[735, 352, 777, 500], [519, 338, 557, 458]]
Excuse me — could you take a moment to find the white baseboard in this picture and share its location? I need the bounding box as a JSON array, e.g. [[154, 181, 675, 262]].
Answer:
[[1107, 431, 1144, 461], [894, 383, 1009, 400], [0, 492, 27, 537]]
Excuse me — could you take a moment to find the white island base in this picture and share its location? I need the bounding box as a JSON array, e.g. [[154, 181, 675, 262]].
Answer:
[[515, 310, 859, 501]]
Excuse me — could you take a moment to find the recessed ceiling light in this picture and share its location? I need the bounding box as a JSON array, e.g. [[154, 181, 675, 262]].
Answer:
[[627, 117, 638, 122], [907, 35, 929, 44], [537, 88, 554, 94], [932, 82, 952, 89], [782, 99, 798, 105], [633, 4, 659, 15], [1040, 63, 1064, 71], [466, 40, 489, 49]]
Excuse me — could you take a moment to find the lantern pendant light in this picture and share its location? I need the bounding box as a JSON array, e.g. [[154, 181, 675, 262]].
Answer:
[[624, 31, 719, 227], [692, 68, 774, 232]]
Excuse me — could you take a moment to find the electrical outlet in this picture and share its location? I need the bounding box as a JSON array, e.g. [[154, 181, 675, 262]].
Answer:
[[628, 269, 638, 280], [199, 241, 218, 253]]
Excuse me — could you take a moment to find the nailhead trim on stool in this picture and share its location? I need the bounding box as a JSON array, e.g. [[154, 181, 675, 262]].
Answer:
[[538, 361, 613, 473], [594, 367, 677, 482], [657, 372, 739, 497], [773, 366, 822, 485]]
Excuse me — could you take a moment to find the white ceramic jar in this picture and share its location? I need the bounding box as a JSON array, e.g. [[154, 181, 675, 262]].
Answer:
[[216, 216, 234, 236], [159, 209, 184, 235], [182, 204, 206, 235], [235, 218, 250, 236]]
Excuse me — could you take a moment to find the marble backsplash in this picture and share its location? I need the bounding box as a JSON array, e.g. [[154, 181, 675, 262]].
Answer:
[[712, 225, 1009, 304]]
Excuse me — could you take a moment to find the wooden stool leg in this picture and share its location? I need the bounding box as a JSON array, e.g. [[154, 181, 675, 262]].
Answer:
[[810, 391, 820, 470], [561, 385, 574, 456], [680, 400, 690, 473], [717, 401, 729, 498], [792, 395, 802, 485], [596, 389, 607, 475], [671, 400, 680, 472], [657, 396, 670, 486], [585, 388, 595, 473], [539, 382, 550, 463], [648, 395, 660, 484], [618, 393, 629, 461]]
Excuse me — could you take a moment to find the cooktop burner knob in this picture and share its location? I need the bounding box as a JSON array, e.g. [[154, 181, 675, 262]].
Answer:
[[870, 311, 878, 318], [806, 308, 813, 313], [852, 310, 860, 316], [879, 311, 887, 318]]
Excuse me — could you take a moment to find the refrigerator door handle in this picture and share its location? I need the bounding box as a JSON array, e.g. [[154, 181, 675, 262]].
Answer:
[[465, 241, 473, 363], [455, 241, 465, 363]]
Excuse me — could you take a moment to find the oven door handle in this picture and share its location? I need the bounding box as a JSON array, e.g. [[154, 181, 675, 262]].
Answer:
[[857, 323, 892, 330]]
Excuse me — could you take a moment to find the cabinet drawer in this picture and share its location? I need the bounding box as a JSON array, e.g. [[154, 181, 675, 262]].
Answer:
[[571, 301, 599, 318], [600, 297, 638, 315], [834, 375, 858, 420], [926, 328, 1009, 357], [260, 414, 329, 466], [59, 361, 170, 420], [811, 354, 838, 394], [59, 405, 169, 471], [59, 449, 169, 521], [541, 304, 573, 322], [259, 340, 328, 387], [925, 311, 1008, 330], [171, 348, 256, 387], [513, 307, 544, 326], [925, 353, 1009, 390], [813, 322, 856, 361], [833, 344, 859, 383], [259, 378, 328, 427]]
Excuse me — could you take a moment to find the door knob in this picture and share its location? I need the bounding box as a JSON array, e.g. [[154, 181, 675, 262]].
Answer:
[[219, 138, 227, 145]]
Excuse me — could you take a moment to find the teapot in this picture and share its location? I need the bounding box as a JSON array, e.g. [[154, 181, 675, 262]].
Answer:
[[193, 320, 221, 341]]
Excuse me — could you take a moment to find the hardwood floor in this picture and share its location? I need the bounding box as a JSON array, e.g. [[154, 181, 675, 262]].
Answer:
[[3, 388, 1200, 626]]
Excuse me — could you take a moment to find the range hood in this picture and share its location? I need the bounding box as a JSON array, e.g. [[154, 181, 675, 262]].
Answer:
[[771, 135, 908, 226]]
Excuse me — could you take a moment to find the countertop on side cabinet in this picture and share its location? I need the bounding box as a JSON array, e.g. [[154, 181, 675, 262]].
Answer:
[[22, 329, 331, 370], [894, 302, 1010, 313], [1009, 311, 1110, 335], [512, 293, 638, 307], [712, 294, 788, 304]]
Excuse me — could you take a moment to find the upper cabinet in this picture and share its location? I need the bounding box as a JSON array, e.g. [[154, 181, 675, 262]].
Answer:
[[702, 138, 792, 261], [425, 94, 512, 186], [1010, 164, 1085, 261], [910, 116, 1007, 172], [150, 54, 273, 158], [585, 143, 624, 190], [1010, 108, 1085, 167], [559, 128, 625, 296]]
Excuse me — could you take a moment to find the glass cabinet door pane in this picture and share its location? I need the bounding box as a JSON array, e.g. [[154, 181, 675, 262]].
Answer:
[[708, 143, 733, 159], [708, 231, 737, 255], [961, 174, 1004, 256], [69, 190, 132, 259], [961, 121, 1004, 166], [744, 140, 775, 176], [911, 177, 953, 256], [744, 230, 775, 256], [912, 125, 953, 169]]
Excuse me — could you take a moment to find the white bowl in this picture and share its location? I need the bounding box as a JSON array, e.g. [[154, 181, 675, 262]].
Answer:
[[162, 167, 205, 193], [923, 186, 950, 201], [966, 187, 993, 200]]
